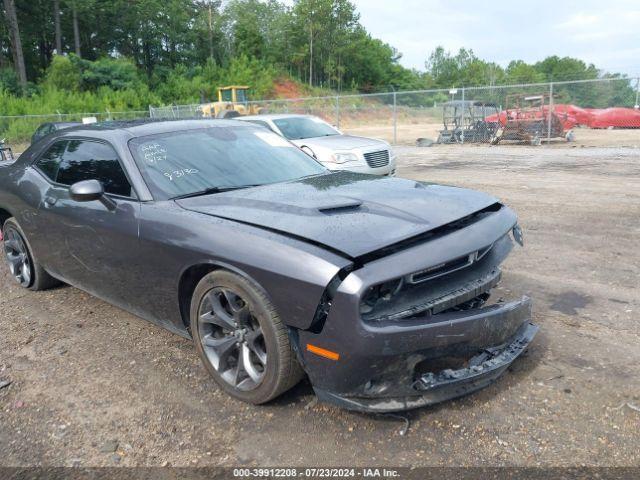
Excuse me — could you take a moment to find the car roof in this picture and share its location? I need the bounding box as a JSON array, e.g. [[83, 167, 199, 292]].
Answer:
[[53, 121, 82, 128], [239, 114, 316, 121], [38, 121, 81, 129], [53, 118, 252, 141]]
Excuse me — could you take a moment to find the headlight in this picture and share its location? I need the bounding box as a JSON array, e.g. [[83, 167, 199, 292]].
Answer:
[[331, 152, 359, 164], [360, 278, 404, 314]]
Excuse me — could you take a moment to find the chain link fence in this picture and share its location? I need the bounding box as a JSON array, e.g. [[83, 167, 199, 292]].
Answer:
[[2, 78, 638, 151], [150, 77, 640, 148], [0, 110, 149, 151], [148, 104, 202, 119]]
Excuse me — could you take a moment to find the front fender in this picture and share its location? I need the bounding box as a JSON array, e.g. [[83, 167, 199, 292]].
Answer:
[[139, 201, 353, 331]]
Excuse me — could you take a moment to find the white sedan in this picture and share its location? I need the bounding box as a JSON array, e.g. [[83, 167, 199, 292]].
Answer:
[[239, 114, 396, 176]]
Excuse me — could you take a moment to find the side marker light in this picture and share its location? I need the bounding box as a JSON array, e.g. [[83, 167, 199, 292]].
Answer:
[[306, 343, 340, 361]]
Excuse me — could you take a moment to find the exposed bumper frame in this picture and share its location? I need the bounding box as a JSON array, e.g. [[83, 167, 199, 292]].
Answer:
[[313, 321, 538, 413]]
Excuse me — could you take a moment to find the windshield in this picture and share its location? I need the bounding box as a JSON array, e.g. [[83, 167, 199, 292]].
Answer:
[[236, 89, 247, 103], [273, 117, 340, 140], [128, 126, 327, 200]]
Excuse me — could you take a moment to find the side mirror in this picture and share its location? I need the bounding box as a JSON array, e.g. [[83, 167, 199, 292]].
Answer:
[[70, 179, 104, 202], [69, 179, 116, 210]]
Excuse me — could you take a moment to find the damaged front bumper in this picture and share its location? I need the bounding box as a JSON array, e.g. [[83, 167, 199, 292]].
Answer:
[[295, 205, 537, 412], [300, 296, 536, 413], [315, 317, 537, 412]]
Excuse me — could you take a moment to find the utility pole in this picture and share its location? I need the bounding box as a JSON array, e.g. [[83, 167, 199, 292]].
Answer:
[[547, 82, 553, 144], [391, 87, 397, 145], [460, 87, 465, 144]]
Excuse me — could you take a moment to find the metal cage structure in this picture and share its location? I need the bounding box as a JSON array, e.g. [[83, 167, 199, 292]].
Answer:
[[436, 100, 501, 144]]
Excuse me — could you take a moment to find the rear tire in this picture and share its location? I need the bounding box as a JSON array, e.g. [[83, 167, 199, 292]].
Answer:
[[190, 270, 304, 404], [2, 217, 59, 291]]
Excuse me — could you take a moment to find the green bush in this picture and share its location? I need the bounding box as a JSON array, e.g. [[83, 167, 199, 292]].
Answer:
[[0, 54, 283, 144], [221, 55, 277, 99], [0, 85, 161, 143], [152, 64, 210, 104], [44, 55, 82, 91], [0, 68, 24, 96], [73, 55, 142, 91], [150, 56, 278, 105]]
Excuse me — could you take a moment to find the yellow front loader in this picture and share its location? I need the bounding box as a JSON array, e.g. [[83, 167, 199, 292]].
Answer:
[[200, 86, 265, 118]]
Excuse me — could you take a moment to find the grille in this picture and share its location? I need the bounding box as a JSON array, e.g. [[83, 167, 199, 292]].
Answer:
[[364, 149, 390, 168]]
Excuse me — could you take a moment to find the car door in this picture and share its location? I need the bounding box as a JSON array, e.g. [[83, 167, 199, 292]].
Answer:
[[34, 138, 142, 305]]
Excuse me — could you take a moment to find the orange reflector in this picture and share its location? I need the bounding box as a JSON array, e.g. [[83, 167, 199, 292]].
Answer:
[[306, 343, 340, 361]]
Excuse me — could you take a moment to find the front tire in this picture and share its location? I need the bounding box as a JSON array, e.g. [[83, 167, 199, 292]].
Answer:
[[190, 270, 303, 404], [2, 217, 59, 291], [216, 110, 241, 119]]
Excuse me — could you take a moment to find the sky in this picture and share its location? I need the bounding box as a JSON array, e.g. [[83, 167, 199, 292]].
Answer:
[[350, 0, 640, 77]]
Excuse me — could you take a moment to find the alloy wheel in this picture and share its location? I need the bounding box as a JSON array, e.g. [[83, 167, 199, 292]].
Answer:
[[2, 227, 32, 287], [198, 287, 267, 391]]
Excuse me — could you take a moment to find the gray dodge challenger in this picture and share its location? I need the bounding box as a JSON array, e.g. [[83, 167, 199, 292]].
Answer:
[[0, 119, 537, 412]]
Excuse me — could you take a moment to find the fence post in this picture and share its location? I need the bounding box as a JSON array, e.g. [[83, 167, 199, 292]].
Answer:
[[635, 77, 639, 109], [460, 87, 465, 144], [335, 95, 340, 129], [106, 108, 111, 121], [56, 110, 62, 121], [547, 81, 553, 145], [392, 90, 397, 145]]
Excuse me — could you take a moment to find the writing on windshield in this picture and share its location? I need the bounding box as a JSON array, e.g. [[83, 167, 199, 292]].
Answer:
[[128, 126, 327, 200]]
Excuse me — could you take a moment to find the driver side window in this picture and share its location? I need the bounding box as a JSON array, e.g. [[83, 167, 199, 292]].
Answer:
[[36, 139, 133, 198], [35, 140, 66, 181]]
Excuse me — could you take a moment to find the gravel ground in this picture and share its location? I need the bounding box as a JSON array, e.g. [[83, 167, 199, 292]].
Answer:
[[1, 144, 639, 467]]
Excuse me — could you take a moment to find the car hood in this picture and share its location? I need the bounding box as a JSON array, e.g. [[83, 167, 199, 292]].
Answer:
[[176, 172, 499, 259], [290, 134, 387, 150]]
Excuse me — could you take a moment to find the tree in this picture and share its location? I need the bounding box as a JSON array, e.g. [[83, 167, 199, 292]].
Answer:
[[425, 46, 506, 88], [53, 0, 61, 54], [290, 0, 360, 88], [534, 56, 598, 82], [207, 0, 214, 60], [71, 1, 80, 57], [0, 0, 634, 101], [44, 54, 81, 90], [505, 60, 545, 84], [2, 0, 27, 87]]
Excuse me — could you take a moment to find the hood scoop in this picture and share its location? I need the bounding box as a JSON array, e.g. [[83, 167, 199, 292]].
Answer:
[[316, 199, 363, 214]]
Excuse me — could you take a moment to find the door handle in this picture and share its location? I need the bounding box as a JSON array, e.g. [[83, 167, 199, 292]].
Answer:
[[44, 196, 57, 206]]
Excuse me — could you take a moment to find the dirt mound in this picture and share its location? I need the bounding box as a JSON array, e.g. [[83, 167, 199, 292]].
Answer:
[[272, 77, 308, 99]]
